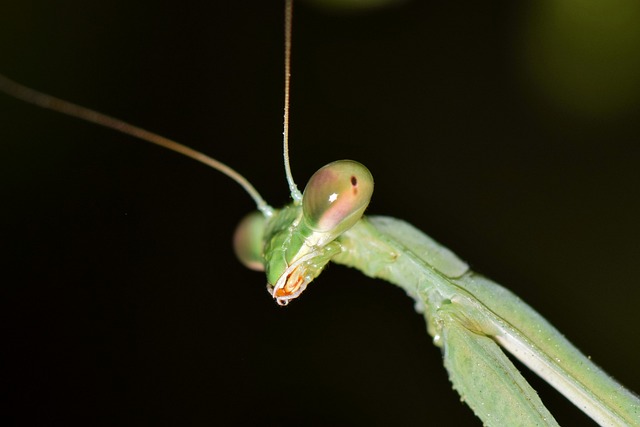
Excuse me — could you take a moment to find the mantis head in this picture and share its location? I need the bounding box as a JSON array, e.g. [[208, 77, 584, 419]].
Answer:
[[233, 160, 374, 305], [231, 2, 376, 305], [0, 0, 371, 307]]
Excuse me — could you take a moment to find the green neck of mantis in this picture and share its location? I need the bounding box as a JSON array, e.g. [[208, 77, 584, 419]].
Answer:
[[331, 216, 640, 426]]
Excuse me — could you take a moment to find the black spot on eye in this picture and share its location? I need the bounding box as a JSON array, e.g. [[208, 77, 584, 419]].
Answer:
[[350, 176, 357, 186]]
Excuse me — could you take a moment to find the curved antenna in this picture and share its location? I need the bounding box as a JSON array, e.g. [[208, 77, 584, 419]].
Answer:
[[283, 0, 303, 204], [0, 73, 274, 217]]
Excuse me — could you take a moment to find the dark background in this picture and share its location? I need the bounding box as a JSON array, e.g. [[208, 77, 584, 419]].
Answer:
[[1, 1, 639, 426]]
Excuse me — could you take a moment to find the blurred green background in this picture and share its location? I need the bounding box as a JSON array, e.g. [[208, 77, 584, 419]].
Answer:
[[1, 1, 639, 425]]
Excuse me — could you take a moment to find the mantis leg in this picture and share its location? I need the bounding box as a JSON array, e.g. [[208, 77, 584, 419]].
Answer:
[[336, 217, 640, 425], [439, 306, 559, 427]]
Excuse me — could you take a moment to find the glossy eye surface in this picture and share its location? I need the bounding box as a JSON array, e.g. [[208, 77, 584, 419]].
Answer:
[[233, 211, 266, 271], [302, 160, 374, 234]]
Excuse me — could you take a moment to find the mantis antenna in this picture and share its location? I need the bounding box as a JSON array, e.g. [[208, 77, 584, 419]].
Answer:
[[283, 0, 303, 203], [0, 72, 274, 217], [0, 1, 300, 215]]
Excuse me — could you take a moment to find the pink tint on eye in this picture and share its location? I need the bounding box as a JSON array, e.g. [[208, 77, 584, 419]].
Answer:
[[302, 160, 373, 233], [316, 178, 361, 230]]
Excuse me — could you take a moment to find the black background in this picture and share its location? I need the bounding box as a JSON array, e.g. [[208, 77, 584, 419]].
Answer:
[[1, 1, 639, 426]]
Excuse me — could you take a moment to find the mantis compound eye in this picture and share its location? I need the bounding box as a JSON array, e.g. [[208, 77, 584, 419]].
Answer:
[[302, 160, 374, 235], [233, 211, 266, 271]]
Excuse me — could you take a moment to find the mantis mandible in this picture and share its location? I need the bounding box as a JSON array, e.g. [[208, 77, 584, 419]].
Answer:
[[1, 0, 640, 427]]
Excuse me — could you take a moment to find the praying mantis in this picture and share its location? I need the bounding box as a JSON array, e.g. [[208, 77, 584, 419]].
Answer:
[[2, 1, 640, 425]]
